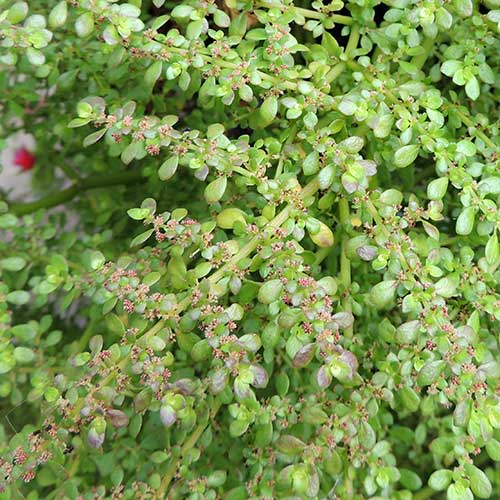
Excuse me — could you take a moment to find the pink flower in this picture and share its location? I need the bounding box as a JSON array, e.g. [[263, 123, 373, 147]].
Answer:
[[13, 148, 36, 171]]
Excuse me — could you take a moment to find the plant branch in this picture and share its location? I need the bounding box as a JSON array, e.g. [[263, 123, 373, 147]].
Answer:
[[9, 169, 144, 215], [258, 1, 353, 24], [77, 176, 322, 404], [339, 197, 353, 338], [158, 399, 222, 495], [452, 108, 497, 150]]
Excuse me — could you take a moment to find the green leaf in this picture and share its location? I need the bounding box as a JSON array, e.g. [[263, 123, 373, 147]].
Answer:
[[435, 7, 452, 29], [0, 214, 18, 229], [399, 386, 420, 412], [127, 208, 150, 220], [151, 450, 168, 463], [486, 439, 500, 461], [303, 151, 319, 176], [338, 97, 357, 115], [394, 144, 420, 168], [49, 1, 68, 28], [303, 112, 318, 130], [399, 469, 422, 491], [464, 464, 492, 498], [191, 339, 211, 361], [159, 156, 179, 180], [171, 5, 194, 18], [83, 129, 106, 147], [90, 251, 105, 270], [214, 9, 230, 28], [453, 0, 472, 16], [318, 165, 335, 189], [216, 208, 246, 229], [75, 12, 94, 37], [486, 232, 499, 265], [145, 61, 163, 87], [143, 272, 162, 287], [0, 256, 27, 271], [441, 60, 461, 77], [207, 470, 227, 488], [225, 486, 248, 500], [194, 262, 212, 278], [478, 177, 500, 195], [7, 2, 28, 24], [230, 419, 249, 437], [429, 469, 453, 491], [204, 176, 227, 204], [341, 136, 364, 154], [12, 324, 37, 341], [373, 114, 393, 138], [465, 76, 480, 100], [260, 96, 278, 127], [276, 435, 306, 455], [130, 229, 154, 247], [258, 279, 283, 304], [417, 360, 445, 386], [322, 32, 341, 56], [447, 483, 473, 500], [456, 206, 475, 235], [453, 400, 470, 427], [26, 47, 45, 66], [106, 314, 126, 336], [186, 20, 204, 40], [309, 220, 334, 248], [370, 280, 397, 309], [456, 140, 476, 157], [434, 274, 458, 298], [68, 117, 91, 128], [7, 290, 30, 305], [44, 387, 60, 402], [478, 63, 495, 84], [427, 177, 448, 200], [77, 101, 92, 118], [13, 347, 35, 364], [121, 142, 139, 165]]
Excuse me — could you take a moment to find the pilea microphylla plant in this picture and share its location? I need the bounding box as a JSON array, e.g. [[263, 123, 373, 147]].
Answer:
[[0, 0, 499, 499]]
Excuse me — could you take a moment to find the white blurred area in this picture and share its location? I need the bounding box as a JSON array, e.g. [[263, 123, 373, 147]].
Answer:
[[0, 131, 36, 201], [1, 131, 80, 232]]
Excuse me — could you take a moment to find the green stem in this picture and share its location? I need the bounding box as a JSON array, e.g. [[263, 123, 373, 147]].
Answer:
[[365, 198, 410, 272], [329, 62, 346, 81], [232, 166, 255, 178], [275, 123, 298, 178], [410, 37, 436, 70], [314, 247, 332, 265], [339, 198, 353, 338], [9, 169, 144, 215], [59, 162, 82, 182], [295, 7, 353, 25], [346, 24, 360, 57], [158, 399, 222, 495], [78, 318, 98, 351], [453, 108, 497, 150], [258, 1, 353, 24]]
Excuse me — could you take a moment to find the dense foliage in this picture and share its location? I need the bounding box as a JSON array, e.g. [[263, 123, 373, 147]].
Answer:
[[0, 0, 499, 498]]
